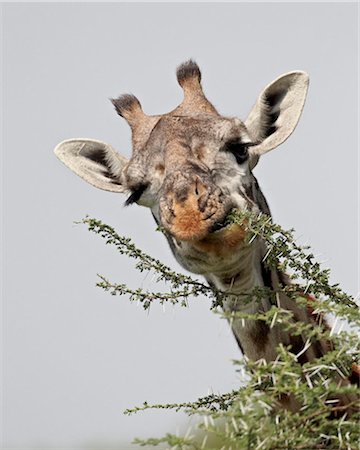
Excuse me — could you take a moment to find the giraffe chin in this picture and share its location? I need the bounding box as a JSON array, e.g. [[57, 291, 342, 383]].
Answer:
[[190, 224, 248, 256]]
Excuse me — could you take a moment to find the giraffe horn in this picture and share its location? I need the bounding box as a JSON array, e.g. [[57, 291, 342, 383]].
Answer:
[[111, 94, 145, 127], [111, 94, 159, 151], [173, 60, 218, 116]]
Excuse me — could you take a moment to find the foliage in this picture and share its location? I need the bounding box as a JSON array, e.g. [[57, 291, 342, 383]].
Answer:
[[81, 210, 359, 450]]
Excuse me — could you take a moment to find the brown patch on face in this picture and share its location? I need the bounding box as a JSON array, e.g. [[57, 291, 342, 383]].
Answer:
[[161, 174, 229, 241], [169, 192, 209, 241], [155, 163, 165, 174], [192, 224, 247, 256]]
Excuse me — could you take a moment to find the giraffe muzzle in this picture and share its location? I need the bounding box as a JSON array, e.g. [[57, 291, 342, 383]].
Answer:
[[159, 176, 230, 241]]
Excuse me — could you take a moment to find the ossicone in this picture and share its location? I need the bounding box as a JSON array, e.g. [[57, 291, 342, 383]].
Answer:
[[173, 59, 218, 116], [176, 59, 202, 88], [110, 94, 145, 126]]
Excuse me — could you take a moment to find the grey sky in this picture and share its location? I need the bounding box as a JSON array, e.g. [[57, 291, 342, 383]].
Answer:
[[2, 3, 358, 449]]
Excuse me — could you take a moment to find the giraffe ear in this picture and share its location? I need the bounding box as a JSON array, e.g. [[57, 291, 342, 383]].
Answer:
[[54, 138, 129, 193], [245, 71, 309, 169]]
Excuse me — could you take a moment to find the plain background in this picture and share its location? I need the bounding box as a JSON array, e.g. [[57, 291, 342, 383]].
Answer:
[[2, 2, 358, 449]]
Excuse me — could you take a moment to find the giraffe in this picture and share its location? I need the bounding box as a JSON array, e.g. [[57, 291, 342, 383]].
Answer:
[[54, 60, 358, 411]]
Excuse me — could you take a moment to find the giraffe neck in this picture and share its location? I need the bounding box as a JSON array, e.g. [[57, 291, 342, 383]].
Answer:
[[204, 239, 359, 414], [206, 239, 326, 363]]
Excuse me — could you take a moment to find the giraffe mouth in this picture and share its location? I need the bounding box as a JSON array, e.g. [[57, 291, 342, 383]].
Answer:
[[208, 207, 237, 234], [190, 208, 248, 254], [160, 192, 232, 241], [191, 221, 248, 255], [210, 217, 230, 233]]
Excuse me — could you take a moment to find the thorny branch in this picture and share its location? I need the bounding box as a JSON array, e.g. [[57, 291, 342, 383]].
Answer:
[[80, 211, 360, 450]]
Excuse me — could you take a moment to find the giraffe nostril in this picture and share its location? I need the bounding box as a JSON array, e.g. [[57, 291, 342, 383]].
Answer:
[[194, 177, 207, 198], [194, 178, 200, 196]]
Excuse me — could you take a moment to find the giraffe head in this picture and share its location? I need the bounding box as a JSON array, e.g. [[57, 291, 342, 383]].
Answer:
[[55, 61, 309, 274]]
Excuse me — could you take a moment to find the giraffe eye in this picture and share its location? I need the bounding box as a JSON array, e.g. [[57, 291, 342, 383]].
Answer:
[[125, 184, 148, 206], [224, 140, 249, 165]]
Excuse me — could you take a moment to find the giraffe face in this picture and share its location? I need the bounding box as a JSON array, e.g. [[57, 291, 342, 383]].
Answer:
[[123, 114, 257, 242], [55, 60, 309, 273]]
